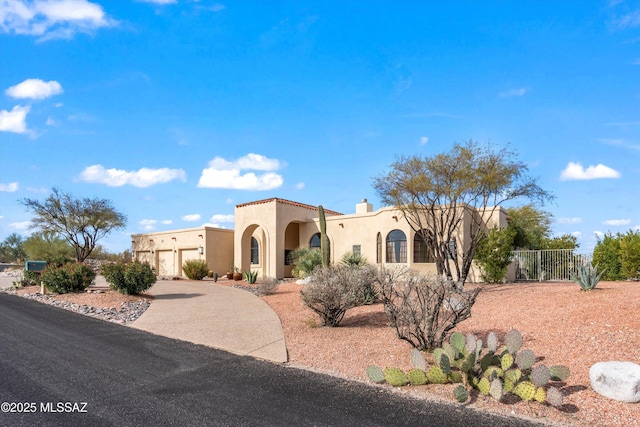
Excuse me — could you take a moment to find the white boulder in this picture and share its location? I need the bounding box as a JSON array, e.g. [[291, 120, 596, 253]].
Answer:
[[589, 361, 640, 403]]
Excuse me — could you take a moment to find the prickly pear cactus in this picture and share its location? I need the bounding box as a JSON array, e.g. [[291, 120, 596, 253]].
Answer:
[[550, 365, 570, 382], [546, 386, 564, 407], [515, 349, 536, 370], [490, 378, 503, 401], [426, 366, 448, 384], [487, 331, 498, 353], [531, 364, 551, 387], [504, 368, 522, 384], [454, 385, 469, 403], [384, 367, 408, 387], [433, 348, 445, 365], [513, 381, 536, 401], [465, 333, 478, 354], [440, 353, 451, 375], [533, 387, 547, 404], [408, 368, 427, 386], [501, 353, 514, 371], [477, 377, 491, 395], [503, 379, 515, 394], [483, 366, 504, 380], [410, 348, 427, 371], [505, 329, 523, 354], [450, 371, 463, 383], [366, 366, 385, 384], [450, 331, 466, 353]]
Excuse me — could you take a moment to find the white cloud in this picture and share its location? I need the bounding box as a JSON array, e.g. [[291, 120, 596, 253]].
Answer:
[[613, 9, 640, 29], [295, 182, 305, 190], [138, 0, 176, 4], [559, 162, 621, 180], [499, 88, 527, 97], [6, 78, 63, 99], [600, 138, 640, 151], [198, 153, 284, 190], [557, 217, 583, 224], [46, 117, 56, 126], [0, 105, 30, 134], [0, 182, 19, 192], [603, 219, 631, 226], [139, 219, 157, 231], [594, 230, 605, 239], [420, 136, 429, 145], [78, 164, 187, 187], [0, 0, 117, 41], [161, 220, 173, 225], [210, 214, 234, 223], [9, 221, 31, 230], [181, 214, 201, 222]]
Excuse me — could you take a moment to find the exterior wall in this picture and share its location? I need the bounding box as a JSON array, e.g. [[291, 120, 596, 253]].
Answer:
[[132, 226, 233, 277]]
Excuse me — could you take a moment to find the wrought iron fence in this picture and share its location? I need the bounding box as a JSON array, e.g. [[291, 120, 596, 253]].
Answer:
[[512, 250, 592, 282]]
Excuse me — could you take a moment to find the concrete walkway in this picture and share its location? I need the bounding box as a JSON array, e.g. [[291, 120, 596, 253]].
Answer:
[[130, 280, 288, 363]]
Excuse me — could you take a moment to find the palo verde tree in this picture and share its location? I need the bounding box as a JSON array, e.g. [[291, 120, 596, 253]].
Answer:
[[373, 141, 552, 290], [19, 188, 127, 263]]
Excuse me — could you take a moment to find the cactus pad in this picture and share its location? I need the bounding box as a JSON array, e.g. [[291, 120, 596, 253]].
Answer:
[[410, 348, 427, 371], [534, 387, 547, 404], [484, 366, 504, 380], [450, 371, 463, 383], [366, 365, 385, 383], [433, 348, 445, 365], [487, 331, 499, 353], [454, 385, 469, 403], [490, 378, 503, 401], [549, 365, 570, 382], [546, 386, 564, 407], [426, 366, 448, 384], [407, 368, 427, 386], [513, 381, 536, 401], [477, 377, 491, 395], [450, 331, 466, 353], [503, 378, 515, 394], [505, 329, 523, 354], [531, 364, 551, 387], [501, 353, 514, 371], [440, 353, 451, 375], [384, 367, 408, 387], [504, 368, 522, 384], [515, 349, 536, 370], [460, 353, 476, 373]]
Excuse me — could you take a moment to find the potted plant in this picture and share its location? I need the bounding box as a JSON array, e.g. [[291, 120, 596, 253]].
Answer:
[[226, 262, 234, 279], [233, 267, 242, 281]]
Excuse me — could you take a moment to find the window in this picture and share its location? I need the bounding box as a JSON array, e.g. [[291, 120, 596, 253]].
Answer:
[[386, 230, 407, 263], [414, 230, 435, 263], [251, 237, 259, 264], [310, 233, 321, 249], [376, 233, 382, 263]]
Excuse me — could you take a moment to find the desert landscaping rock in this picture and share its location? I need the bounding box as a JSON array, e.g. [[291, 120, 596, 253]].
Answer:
[[590, 361, 640, 403]]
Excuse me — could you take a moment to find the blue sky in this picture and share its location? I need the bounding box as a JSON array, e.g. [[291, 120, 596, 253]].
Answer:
[[1, 0, 639, 254]]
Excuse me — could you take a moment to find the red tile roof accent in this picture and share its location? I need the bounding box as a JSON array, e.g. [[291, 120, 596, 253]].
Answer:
[[235, 197, 343, 216]]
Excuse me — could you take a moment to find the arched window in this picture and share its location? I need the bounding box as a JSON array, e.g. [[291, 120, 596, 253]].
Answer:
[[251, 237, 259, 264], [386, 230, 407, 263], [310, 233, 321, 249], [414, 230, 435, 263], [376, 232, 382, 264]]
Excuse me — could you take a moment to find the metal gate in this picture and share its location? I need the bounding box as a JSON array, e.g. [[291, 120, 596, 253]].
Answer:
[[512, 250, 592, 282]]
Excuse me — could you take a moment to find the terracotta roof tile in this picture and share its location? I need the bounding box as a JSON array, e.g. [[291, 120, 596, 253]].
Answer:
[[236, 197, 343, 216]]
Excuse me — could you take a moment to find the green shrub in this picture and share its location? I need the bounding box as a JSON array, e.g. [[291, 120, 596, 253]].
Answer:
[[592, 233, 623, 280], [474, 226, 516, 283], [291, 247, 323, 278], [340, 251, 368, 267], [182, 259, 209, 280], [40, 262, 96, 294], [619, 230, 640, 280], [103, 261, 156, 295], [243, 270, 258, 284]]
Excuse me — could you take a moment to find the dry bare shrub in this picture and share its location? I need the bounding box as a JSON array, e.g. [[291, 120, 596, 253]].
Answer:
[[376, 266, 480, 351], [255, 277, 279, 296], [300, 265, 375, 327]]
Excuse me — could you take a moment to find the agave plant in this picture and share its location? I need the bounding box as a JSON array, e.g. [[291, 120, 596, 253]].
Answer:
[[243, 270, 259, 284], [570, 263, 605, 291]]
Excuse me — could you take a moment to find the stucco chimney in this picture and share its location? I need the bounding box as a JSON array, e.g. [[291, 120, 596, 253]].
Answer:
[[356, 198, 373, 214]]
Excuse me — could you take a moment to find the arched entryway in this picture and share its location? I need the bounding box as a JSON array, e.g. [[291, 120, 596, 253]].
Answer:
[[239, 224, 268, 278]]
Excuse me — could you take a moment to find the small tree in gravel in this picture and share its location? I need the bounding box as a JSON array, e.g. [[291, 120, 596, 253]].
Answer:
[[376, 266, 480, 351], [300, 265, 375, 327]]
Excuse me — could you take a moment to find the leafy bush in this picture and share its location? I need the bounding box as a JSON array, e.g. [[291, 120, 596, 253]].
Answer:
[[40, 262, 96, 294], [340, 251, 368, 267], [376, 266, 480, 351], [291, 247, 323, 278], [474, 227, 516, 283], [102, 261, 156, 295], [593, 230, 640, 280], [619, 230, 640, 280], [182, 259, 209, 280], [300, 265, 375, 327]]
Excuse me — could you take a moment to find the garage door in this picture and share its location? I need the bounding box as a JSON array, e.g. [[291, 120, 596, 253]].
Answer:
[[157, 250, 174, 276], [179, 249, 200, 276]]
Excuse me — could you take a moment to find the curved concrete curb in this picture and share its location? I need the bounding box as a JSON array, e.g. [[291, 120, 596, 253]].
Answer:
[[130, 280, 287, 363]]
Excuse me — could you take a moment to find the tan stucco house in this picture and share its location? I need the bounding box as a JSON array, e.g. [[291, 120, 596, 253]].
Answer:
[[132, 197, 508, 281]]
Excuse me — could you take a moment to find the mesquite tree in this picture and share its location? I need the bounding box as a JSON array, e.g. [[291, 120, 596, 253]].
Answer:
[[19, 188, 127, 262], [373, 141, 552, 290]]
